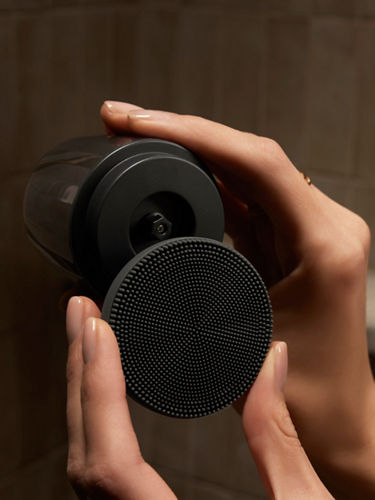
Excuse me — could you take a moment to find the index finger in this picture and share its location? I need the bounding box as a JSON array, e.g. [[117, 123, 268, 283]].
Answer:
[[101, 101, 317, 247]]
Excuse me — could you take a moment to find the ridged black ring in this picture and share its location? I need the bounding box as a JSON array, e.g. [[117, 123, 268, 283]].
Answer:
[[102, 237, 272, 418]]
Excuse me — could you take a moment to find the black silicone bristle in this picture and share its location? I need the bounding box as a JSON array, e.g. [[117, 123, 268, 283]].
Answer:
[[102, 237, 272, 418]]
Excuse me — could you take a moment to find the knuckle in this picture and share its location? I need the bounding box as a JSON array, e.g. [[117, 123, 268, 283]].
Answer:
[[322, 237, 368, 283], [66, 360, 77, 384], [356, 216, 371, 253], [84, 463, 115, 492], [68, 461, 117, 495], [312, 243, 367, 287], [67, 459, 83, 486], [306, 211, 371, 285], [253, 136, 293, 173], [246, 400, 301, 453], [272, 403, 301, 448], [80, 373, 97, 405], [80, 364, 126, 406], [257, 137, 286, 161], [66, 346, 81, 384]]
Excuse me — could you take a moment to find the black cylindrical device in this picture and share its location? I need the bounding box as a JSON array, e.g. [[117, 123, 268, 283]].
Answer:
[[24, 135, 225, 291], [24, 135, 272, 418]]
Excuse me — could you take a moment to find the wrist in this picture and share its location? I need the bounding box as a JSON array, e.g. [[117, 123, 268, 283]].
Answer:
[[310, 383, 375, 499]]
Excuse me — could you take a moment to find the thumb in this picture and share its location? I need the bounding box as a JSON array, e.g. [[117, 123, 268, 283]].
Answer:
[[242, 342, 333, 499]]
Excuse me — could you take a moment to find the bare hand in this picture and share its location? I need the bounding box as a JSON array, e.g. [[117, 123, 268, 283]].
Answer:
[[99, 102, 375, 498]]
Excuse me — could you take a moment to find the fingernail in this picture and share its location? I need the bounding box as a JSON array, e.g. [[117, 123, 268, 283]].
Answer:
[[272, 342, 288, 393], [82, 318, 97, 364], [104, 100, 142, 113], [66, 297, 83, 344], [127, 109, 172, 121]]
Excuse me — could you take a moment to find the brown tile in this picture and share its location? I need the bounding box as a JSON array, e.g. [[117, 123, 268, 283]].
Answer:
[[304, 19, 358, 175], [151, 465, 189, 499], [136, 6, 181, 111], [215, 8, 264, 133], [187, 481, 233, 500], [0, 172, 74, 472], [42, 12, 92, 146], [186, 478, 266, 500], [267, 0, 312, 15], [5, 11, 92, 175], [360, 0, 375, 17], [77, 8, 114, 135], [12, 8, 115, 160], [312, 0, 358, 17], [0, 0, 50, 9], [0, 331, 23, 476], [141, 0, 182, 5], [190, 407, 266, 496], [0, 15, 17, 175], [1, 13, 50, 175], [262, 17, 310, 167], [171, 5, 220, 118], [127, 397, 158, 461], [107, 4, 141, 106], [0, 481, 17, 500], [4, 9, 117, 177], [0, 311, 70, 470], [12, 445, 74, 500], [186, 0, 263, 10], [0, 172, 71, 331], [152, 412, 196, 476], [9, 13, 58, 172], [303, 172, 350, 206], [129, 393, 196, 479], [356, 22, 375, 179]]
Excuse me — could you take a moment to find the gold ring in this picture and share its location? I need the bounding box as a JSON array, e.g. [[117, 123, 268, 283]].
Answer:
[[300, 172, 312, 186]]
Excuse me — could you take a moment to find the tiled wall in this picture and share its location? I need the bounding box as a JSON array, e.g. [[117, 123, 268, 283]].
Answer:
[[1, 1, 375, 499]]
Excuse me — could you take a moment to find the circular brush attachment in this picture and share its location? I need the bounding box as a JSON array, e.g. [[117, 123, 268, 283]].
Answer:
[[102, 237, 272, 418]]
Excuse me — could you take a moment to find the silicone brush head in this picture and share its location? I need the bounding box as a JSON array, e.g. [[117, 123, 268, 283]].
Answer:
[[102, 237, 272, 418]]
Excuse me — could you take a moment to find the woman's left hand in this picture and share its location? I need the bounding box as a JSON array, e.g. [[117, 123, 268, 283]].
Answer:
[[66, 296, 177, 499]]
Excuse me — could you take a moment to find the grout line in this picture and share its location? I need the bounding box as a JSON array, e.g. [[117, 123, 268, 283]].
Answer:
[[257, 8, 267, 134], [0, 0, 142, 16], [1, 2, 375, 19], [298, 14, 312, 171]]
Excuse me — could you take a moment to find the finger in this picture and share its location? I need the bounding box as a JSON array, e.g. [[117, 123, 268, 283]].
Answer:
[[219, 182, 283, 286], [81, 317, 177, 498], [100, 101, 317, 247], [217, 180, 252, 237], [219, 182, 267, 278], [81, 317, 141, 464], [66, 297, 101, 471], [242, 342, 333, 499]]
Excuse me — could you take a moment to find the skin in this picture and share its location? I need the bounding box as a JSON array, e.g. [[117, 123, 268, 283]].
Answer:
[[65, 102, 375, 499]]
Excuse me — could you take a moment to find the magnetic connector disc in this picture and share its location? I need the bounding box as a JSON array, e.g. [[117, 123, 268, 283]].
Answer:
[[102, 237, 272, 418]]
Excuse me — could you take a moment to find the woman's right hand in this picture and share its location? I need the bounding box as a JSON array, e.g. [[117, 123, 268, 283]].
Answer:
[[101, 102, 375, 498]]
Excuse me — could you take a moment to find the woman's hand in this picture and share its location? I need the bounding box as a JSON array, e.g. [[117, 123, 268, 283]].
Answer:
[[66, 296, 332, 499], [100, 102, 375, 498], [66, 296, 177, 500]]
